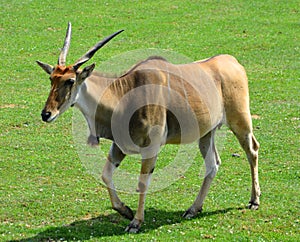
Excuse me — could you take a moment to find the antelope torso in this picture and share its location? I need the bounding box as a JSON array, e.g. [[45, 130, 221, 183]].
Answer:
[[76, 56, 227, 155]]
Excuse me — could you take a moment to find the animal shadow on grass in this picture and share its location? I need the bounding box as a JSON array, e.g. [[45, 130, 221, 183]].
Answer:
[[10, 207, 241, 241]]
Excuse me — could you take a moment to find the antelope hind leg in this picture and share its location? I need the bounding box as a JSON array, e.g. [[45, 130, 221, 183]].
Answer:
[[183, 129, 220, 218], [236, 132, 260, 209], [229, 113, 260, 210]]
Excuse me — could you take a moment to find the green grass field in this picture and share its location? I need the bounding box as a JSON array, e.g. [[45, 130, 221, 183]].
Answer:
[[0, 0, 299, 241]]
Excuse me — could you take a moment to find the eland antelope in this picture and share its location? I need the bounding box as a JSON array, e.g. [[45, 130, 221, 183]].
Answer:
[[37, 23, 260, 233]]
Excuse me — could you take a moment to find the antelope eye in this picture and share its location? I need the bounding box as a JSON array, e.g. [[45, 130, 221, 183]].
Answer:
[[65, 79, 75, 86]]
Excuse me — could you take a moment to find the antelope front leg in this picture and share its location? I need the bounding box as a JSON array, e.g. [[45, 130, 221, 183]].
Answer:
[[125, 156, 157, 233], [102, 143, 134, 220]]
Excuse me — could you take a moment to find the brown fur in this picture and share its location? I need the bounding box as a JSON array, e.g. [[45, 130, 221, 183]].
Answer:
[[38, 38, 260, 233]]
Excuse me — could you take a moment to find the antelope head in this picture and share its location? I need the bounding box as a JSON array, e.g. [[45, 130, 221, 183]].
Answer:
[[37, 22, 123, 122]]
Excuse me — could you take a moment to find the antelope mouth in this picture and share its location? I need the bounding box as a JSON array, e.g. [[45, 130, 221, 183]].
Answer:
[[41, 111, 59, 123], [47, 114, 59, 123]]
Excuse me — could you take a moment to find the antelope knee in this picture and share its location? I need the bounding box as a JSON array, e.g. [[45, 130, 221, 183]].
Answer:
[[101, 172, 110, 184], [101, 163, 114, 184], [205, 165, 219, 179], [138, 181, 146, 193]]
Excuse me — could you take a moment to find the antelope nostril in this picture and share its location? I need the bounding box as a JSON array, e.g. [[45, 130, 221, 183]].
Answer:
[[41, 111, 51, 122]]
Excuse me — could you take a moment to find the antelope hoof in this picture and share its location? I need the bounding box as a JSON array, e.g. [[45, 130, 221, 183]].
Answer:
[[113, 205, 134, 220], [125, 218, 142, 233], [248, 201, 259, 210], [183, 207, 202, 219]]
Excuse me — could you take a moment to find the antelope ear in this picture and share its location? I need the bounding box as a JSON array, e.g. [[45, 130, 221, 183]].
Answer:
[[77, 63, 95, 84], [36, 61, 54, 74]]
